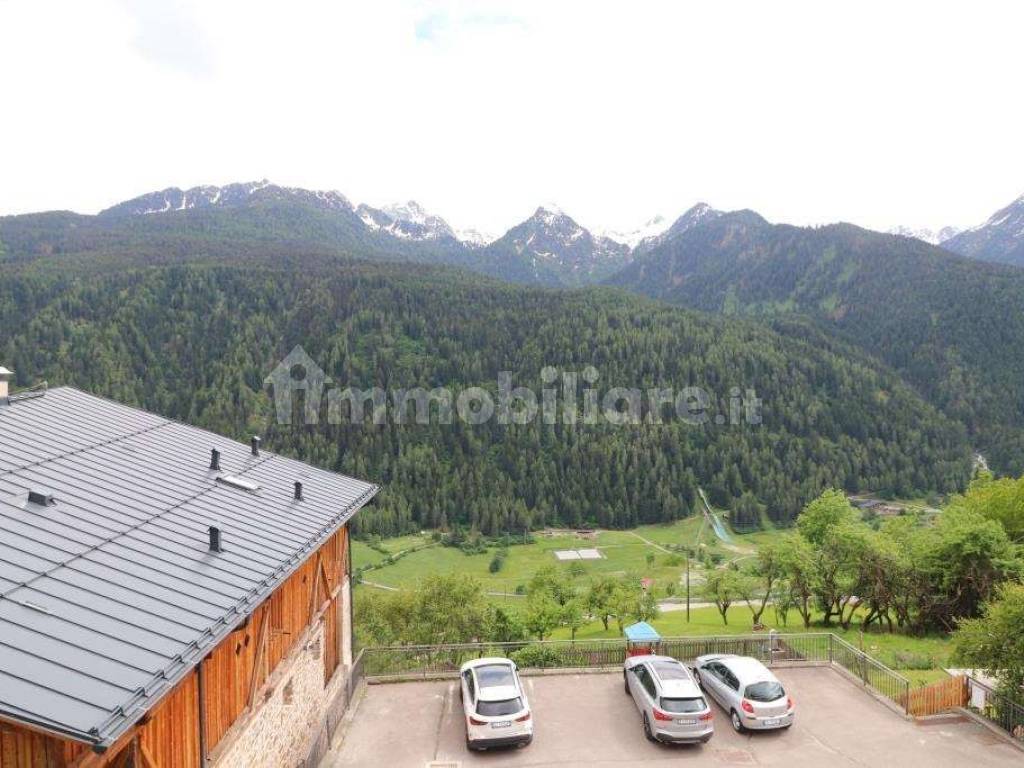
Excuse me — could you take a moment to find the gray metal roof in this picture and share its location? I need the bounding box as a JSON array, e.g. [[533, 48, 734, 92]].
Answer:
[[0, 387, 378, 749]]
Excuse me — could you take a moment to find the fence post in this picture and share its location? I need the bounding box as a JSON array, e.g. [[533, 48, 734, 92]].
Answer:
[[828, 633, 834, 664]]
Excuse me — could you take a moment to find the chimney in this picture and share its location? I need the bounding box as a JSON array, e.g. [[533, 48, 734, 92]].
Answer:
[[0, 367, 12, 400], [208, 526, 223, 553], [209, 448, 221, 471], [251, 436, 261, 457], [294, 481, 304, 501]]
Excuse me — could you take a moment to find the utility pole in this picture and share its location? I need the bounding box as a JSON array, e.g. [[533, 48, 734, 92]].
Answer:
[[686, 553, 691, 623]]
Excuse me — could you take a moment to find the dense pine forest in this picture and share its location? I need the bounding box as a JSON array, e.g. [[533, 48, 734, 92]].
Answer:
[[0, 260, 971, 536], [609, 212, 1024, 475]]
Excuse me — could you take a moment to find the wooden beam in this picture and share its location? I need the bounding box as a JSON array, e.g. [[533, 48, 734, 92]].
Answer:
[[247, 605, 271, 709], [307, 553, 324, 622], [139, 741, 160, 768], [319, 555, 334, 596], [69, 727, 140, 768]]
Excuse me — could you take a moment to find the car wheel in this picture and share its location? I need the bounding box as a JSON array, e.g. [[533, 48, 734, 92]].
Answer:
[[643, 713, 657, 742], [624, 672, 630, 695], [730, 709, 745, 733]]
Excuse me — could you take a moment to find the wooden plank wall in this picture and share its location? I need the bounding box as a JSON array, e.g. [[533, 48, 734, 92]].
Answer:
[[137, 672, 201, 768], [907, 674, 969, 717], [202, 525, 349, 754], [0, 525, 349, 768], [1, 724, 63, 768]]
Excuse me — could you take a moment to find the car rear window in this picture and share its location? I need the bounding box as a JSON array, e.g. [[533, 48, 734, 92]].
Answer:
[[475, 664, 516, 688], [652, 661, 690, 680], [744, 681, 785, 702], [660, 696, 707, 713], [477, 697, 523, 717]]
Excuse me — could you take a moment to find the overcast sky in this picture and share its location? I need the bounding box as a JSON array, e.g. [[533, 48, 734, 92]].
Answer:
[[1, 0, 1022, 236]]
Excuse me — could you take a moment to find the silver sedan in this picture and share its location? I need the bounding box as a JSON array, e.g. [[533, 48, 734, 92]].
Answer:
[[694, 654, 794, 732]]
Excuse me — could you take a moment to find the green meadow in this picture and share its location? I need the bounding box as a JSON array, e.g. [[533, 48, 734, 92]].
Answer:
[[353, 520, 954, 686]]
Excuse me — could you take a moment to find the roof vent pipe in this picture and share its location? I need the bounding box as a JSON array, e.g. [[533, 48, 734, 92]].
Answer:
[[294, 481, 304, 501], [251, 436, 261, 457], [209, 448, 221, 471], [208, 526, 223, 553], [0, 366, 12, 400]]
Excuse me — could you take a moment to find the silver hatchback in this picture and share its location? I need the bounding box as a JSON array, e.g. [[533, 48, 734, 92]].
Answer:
[[624, 655, 714, 744], [694, 654, 794, 732]]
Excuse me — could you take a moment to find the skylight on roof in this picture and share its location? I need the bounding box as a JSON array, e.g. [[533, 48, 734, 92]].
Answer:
[[216, 474, 260, 493]]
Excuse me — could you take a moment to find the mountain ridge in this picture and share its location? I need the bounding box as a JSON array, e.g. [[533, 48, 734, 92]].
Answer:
[[944, 193, 1024, 267], [607, 209, 1024, 474]]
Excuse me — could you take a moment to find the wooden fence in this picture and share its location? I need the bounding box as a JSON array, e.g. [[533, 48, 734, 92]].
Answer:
[[905, 675, 969, 717]]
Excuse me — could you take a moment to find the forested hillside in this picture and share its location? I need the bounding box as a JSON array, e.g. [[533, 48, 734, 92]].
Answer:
[[0, 261, 970, 536], [608, 212, 1024, 474]]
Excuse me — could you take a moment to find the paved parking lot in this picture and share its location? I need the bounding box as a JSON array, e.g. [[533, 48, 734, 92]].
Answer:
[[325, 667, 1022, 767]]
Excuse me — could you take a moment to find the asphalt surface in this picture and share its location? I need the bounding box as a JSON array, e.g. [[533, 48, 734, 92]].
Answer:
[[325, 666, 1022, 767]]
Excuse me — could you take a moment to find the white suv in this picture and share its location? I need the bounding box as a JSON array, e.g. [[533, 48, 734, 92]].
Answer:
[[459, 658, 533, 751]]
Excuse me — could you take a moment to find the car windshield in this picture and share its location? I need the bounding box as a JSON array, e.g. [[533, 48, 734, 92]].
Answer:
[[475, 664, 516, 688], [477, 697, 523, 717], [660, 696, 706, 713], [745, 681, 785, 702]]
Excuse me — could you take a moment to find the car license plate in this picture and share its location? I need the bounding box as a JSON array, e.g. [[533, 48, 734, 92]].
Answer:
[[763, 717, 781, 726], [677, 718, 696, 725], [492, 721, 511, 729]]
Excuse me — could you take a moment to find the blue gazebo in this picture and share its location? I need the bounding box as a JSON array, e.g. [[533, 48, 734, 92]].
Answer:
[[624, 621, 661, 657]]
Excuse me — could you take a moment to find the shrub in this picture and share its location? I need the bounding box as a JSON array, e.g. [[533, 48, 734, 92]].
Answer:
[[893, 652, 935, 670], [511, 644, 565, 669]]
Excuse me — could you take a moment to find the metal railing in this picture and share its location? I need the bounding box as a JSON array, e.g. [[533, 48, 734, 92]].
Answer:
[[828, 635, 911, 713], [966, 677, 1024, 743], [360, 632, 911, 713]]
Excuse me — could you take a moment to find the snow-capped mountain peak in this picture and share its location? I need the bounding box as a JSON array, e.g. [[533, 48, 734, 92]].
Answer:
[[99, 180, 353, 217], [453, 227, 494, 247], [487, 204, 631, 283], [354, 199, 494, 245], [887, 225, 961, 245], [358, 200, 456, 241], [601, 215, 670, 249], [941, 192, 1024, 267], [629, 203, 723, 252]]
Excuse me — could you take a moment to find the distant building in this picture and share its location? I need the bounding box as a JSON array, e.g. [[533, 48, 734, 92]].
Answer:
[[0, 387, 377, 767], [875, 504, 904, 517]]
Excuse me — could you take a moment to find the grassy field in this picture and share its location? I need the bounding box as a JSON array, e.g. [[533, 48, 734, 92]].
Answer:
[[354, 521, 955, 686], [356, 529, 692, 595], [353, 518, 792, 596]]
